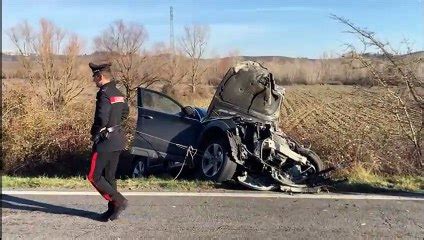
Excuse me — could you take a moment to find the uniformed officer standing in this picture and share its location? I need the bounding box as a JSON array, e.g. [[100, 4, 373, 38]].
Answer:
[[87, 62, 129, 221]]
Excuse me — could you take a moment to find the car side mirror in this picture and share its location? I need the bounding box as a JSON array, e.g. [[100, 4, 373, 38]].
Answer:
[[182, 106, 196, 117]]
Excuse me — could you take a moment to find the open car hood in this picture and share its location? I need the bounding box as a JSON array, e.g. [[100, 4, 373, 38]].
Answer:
[[206, 61, 284, 124]]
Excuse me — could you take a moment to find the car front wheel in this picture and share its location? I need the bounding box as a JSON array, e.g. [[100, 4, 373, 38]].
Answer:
[[198, 138, 237, 183]]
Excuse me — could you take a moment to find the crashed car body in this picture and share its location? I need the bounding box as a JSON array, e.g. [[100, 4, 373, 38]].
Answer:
[[130, 61, 324, 191]]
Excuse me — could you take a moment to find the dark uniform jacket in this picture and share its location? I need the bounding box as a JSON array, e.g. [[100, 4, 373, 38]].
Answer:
[[91, 81, 129, 152]]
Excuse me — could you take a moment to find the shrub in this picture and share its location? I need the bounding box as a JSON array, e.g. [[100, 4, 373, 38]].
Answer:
[[2, 85, 140, 176], [2, 89, 93, 176]]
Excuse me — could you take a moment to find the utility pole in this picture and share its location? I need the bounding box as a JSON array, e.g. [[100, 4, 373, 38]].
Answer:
[[170, 6, 175, 56]]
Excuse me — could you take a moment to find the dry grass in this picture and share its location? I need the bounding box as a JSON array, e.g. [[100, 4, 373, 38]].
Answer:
[[2, 175, 215, 191], [163, 84, 215, 107], [1, 86, 94, 175], [2, 81, 422, 185], [3, 172, 422, 192], [280, 85, 422, 176], [180, 84, 423, 177], [340, 165, 424, 192]]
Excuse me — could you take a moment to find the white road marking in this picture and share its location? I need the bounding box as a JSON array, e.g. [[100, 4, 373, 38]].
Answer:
[[2, 190, 423, 201]]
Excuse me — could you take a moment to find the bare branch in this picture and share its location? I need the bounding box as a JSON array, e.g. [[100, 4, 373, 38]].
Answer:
[[178, 24, 210, 93], [7, 19, 84, 111], [332, 14, 423, 164]]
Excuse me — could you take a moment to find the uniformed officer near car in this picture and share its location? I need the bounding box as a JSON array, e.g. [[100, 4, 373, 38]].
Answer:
[[87, 62, 130, 221]]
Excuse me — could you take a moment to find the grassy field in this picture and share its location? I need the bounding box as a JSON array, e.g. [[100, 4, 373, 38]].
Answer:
[[343, 166, 424, 192], [2, 174, 423, 192], [280, 85, 421, 176], [2, 175, 216, 191], [2, 81, 422, 191]]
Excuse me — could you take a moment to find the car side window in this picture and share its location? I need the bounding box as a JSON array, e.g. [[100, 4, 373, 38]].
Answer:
[[141, 90, 182, 115]]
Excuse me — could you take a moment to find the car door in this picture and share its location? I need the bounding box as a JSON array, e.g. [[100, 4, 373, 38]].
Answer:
[[131, 87, 202, 164]]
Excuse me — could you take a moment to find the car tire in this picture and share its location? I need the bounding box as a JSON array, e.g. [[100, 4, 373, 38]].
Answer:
[[305, 150, 324, 172], [197, 138, 237, 183], [131, 156, 149, 178]]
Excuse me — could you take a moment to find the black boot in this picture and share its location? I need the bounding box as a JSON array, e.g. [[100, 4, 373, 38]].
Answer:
[[98, 201, 114, 221], [109, 198, 128, 221]]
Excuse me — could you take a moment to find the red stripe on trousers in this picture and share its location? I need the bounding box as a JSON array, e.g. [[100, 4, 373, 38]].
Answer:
[[87, 152, 112, 201]]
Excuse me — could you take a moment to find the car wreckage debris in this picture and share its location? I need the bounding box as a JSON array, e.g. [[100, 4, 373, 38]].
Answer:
[[200, 61, 336, 193], [132, 61, 337, 193], [207, 62, 336, 192]]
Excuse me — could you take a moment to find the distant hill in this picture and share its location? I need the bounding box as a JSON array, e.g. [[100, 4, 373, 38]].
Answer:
[[2, 53, 18, 62], [3, 50, 423, 86], [238, 56, 294, 62], [401, 51, 424, 58], [3, 51, 423, 63]]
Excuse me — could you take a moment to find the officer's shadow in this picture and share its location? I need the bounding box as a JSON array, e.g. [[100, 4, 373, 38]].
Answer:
[[2, 194, 103, 221]]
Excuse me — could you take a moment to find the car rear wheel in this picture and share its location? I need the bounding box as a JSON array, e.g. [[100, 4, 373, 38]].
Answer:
[[131, 156, 149, 178], [198, 138, 237, 183]]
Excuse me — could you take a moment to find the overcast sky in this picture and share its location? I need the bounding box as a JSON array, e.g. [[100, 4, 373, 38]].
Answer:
[[2, 0, 423, 58]]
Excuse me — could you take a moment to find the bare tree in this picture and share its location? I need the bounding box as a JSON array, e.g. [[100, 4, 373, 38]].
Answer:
[[147, 42, 189, 90], [332, 14, 423, 165], [161, 51, 190, 94], [316, 52, 332, 84], [207, 50, 240, 86], [95, 20, 161, 100], [7, 19, 84, 111], [179, 24, 210, 93]]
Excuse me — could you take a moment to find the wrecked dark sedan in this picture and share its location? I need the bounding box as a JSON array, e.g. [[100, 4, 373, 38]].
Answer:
[[130, 61, 325, 192]]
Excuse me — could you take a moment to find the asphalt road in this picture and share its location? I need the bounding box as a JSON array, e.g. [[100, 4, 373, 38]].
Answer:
[[2, 191, 424, 239]]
